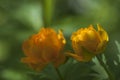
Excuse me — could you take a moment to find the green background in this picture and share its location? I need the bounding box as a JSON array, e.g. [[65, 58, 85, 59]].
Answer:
[[0, 0, 120, 80]]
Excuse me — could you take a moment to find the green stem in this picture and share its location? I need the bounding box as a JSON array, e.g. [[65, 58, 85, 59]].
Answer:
[[55, 68, 64, 80], [42, 0, 55, 27], [96, 55, 115, 80]]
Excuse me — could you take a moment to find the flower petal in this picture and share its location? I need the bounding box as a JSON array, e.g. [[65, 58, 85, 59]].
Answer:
[[21, 57, 47, 71], [21, 28, 66, 71], [97, 24, 109, 42], [66, 50, 95, 62], [53, 53, 66, 67]]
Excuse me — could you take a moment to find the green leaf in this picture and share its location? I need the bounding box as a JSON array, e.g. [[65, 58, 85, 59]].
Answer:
[[115, 40, 120, 54], [59, 58, 94, 80], [92, 57, 108, 80]]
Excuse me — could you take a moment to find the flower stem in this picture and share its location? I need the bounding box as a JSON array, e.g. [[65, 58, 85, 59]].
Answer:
[[42, 0, 55, 27], [96, 55, 115, 80], [55, 68, 64, 80]]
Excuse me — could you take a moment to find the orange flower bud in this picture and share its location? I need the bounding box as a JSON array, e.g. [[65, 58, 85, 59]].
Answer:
[[67, 24, 109, 62], [21, 28, 66, 71]]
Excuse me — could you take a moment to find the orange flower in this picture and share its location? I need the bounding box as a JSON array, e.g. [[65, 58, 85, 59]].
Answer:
[[21, 28, 66, 71], [67, 24, 109, 62]]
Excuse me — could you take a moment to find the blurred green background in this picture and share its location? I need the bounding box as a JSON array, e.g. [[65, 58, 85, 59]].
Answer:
[[0, 0, 120, 80]]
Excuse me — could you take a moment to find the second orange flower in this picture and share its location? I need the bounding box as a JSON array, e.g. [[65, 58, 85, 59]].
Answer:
[[67, 24, 109, 62]]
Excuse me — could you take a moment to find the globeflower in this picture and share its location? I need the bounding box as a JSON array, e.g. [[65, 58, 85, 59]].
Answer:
[[21, 28, 66, 71], [67, 24, 109, 62]]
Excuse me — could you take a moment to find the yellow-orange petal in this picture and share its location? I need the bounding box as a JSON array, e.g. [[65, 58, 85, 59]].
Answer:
[[58, 30, 66, 45], [66, 49, 95, 62], [96, 24, 109, 53], [21, 57, 47, 71], [53, 53, 66, 67], [21, 28, 66, 71], [97, 24, 109, 42], [69, 24, 109, 62]]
